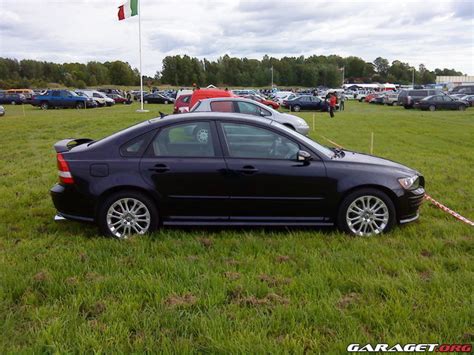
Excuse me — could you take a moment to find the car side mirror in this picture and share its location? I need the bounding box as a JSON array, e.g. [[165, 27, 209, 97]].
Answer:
[[297, 150, 312, 163]]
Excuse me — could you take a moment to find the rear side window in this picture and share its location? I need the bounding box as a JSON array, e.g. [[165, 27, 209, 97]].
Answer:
[[120, 130, 156, 157], [210, 101, 234, 112]]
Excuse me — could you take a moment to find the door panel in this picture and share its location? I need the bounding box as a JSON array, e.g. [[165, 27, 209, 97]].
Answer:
[[140, 121, 229, 219], [218, 122, 332, 221]]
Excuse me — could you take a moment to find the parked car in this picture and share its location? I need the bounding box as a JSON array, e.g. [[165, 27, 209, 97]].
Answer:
[[76, 90, 115, 107], [274, 92, 298, 104], [31, 90, 88, 109], [449, 85, 474, 96], [173, 94, 191, 113], [75, 92, 98, 108], [189, 88, 235, 109], [414, 95, 469, 111], [0, 92, 26, 105], [107, 93, 128, 104], [0, 105, 5, 116], [6, 89, 34, 103], [242, 94, 280, 109], [143, 93, 174, 104], [51, 112, 425, 238], [369, 93, 386, 105], [383, 92, 400, 106], [449, 94, 467, 100], [232, 89, 259, 96], [131, 90, 149, 100], [283, 95, 328, 112], [191, 97, 309, 135], [398, 89, 443, 108], [460, 95, 474, 107]]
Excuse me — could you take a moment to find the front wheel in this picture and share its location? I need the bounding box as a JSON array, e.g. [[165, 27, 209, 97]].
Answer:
[[392, 101, 398, 106], [40, 102, 49, 110], [98, 190, 159, 238], [293, 105, 301, 112], [428, 105, 436, 112], [75, 102, 85, 109], [458, 105, 466, 111], [337, 188, 396, 236], [11, 101, 16, 105]]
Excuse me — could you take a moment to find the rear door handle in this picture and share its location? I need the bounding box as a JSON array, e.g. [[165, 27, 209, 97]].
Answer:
[[149, 163, 170, 173], [237, 165, 259, 174]]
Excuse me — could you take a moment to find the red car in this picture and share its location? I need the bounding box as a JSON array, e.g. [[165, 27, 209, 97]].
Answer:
[[188, 89, 235, 110], [243, 94, 280, 109], [364, 92, 378, 103], [107, 94, 128, 104], [173, 94, 191, 113]]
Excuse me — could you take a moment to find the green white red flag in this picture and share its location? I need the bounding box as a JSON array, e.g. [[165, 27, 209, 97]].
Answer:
[[118, 0, 138, 21]]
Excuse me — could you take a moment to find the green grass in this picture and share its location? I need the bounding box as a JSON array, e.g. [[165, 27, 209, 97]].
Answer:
[[0, 102, 473, 353]]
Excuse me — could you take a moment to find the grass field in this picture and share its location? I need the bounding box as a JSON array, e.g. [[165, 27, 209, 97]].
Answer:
[[0, 101, 473, 353]]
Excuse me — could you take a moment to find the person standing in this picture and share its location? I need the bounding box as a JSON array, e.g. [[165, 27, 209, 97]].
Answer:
[[329, 93, 336, 118], [339, 92, 345, 111]]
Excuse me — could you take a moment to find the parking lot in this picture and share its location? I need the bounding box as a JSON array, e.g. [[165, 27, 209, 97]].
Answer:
[[0, 102, 472, 352]]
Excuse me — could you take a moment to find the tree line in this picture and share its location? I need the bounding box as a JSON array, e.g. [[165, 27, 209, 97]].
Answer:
[[0, 55, 464, 89]]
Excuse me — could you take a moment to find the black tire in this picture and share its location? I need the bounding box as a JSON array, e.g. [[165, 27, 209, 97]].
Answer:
[[428, 105, 436, 112], [337, 188, 396, 236], [392, 101, 397, 106], [293, 105, 301, 112], [458, 105, 466, 111], [11, 101, 16, 105], [75, 102, 85, 109], [97, 190, 159, 238], [40, 102, 49, 110]]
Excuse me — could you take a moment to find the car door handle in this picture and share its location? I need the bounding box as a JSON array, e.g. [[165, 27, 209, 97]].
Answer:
[[236, 165, 259, 174], [149, 164, 170, 173]]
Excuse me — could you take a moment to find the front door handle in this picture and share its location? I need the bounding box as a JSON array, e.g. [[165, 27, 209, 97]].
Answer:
[[237, 165, 259, 174], [149, 163, 170, 173]]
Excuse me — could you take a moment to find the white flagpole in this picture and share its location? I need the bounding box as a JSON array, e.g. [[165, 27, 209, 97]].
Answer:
[[137, 0, 148, 112]]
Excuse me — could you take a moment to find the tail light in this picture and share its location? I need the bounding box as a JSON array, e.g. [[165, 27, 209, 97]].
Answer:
[[57, 153, 74, 184]]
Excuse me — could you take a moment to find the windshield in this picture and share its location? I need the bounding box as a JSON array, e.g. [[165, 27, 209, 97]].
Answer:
[[67, 91, 78, 97], [270, 121, 333, 157]]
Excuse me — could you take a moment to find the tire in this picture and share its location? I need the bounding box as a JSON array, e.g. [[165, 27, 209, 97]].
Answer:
[[11, 101, 16, 105], [164, 100, 168, 104], [337, 188, 396, 236], [428, 105, 436, 112], [97, 190, 159, 238], [293, 105, 301, 112], [144, 100, 148, 104], [392, 101, 397, 106], [75, 102, 84, 109], [458, 105, 466, 111], [40, 102, 49, 110]]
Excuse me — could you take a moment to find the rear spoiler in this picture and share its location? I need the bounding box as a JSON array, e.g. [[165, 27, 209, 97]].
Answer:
[[54, 138, 93, 153]]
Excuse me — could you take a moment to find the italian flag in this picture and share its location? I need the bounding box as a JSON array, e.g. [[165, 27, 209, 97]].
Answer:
[[118, 0, 138, 21]]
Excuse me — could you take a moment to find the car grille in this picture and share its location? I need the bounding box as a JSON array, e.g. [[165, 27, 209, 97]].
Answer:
[[408, 190, 425, 209]]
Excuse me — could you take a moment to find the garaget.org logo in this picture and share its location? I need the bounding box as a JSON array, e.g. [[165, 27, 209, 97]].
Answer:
[[347, 343, 472, 352]]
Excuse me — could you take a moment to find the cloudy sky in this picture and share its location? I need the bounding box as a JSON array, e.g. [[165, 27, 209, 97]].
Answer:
[[1, 0, 473, 76]]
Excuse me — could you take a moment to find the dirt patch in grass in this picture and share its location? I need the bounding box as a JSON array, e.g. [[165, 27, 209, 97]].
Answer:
[[225, 258, 240, 266], [164, 293, 197, 308], [33, 271, 49, 283], [88, 319, 108, 332], [65, 277, 79, 286], [275, 255, 291, 263], [419, 270, 433, 281], [224, 271, 241, 281], [199, 237, 213, 248], [85, 272, 104, 283], [80, 301, 107, 320], [187, 255, 199, 261], [337, 292, 360, 309], [420, 249, 433, 257], [237, 293, 290, 307], [259, 274, 292, 287]]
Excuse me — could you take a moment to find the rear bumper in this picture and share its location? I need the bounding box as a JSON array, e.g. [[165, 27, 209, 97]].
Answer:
[[50, 184, 95, 221]]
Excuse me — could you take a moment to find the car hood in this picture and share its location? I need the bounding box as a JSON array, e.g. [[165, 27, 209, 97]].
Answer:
[[338, 150, 417, 175], [275, 112, 307, 123]]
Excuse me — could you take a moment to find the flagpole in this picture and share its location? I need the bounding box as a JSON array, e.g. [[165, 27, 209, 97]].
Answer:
[[136, 0, 148, 112]]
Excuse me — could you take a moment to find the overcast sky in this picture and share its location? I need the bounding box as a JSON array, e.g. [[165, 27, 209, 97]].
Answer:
[[1, 0, 473, 76]]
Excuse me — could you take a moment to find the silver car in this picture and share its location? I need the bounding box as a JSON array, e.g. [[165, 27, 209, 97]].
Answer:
[[0, 105, 5, 117], [191, 97, 310, 135]]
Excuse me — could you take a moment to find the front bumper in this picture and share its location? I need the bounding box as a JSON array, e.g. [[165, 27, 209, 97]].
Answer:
[[397, 187, 425, 223]]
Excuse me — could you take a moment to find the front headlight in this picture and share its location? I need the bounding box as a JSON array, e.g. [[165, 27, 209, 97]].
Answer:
[[398, 175, 419, 190]]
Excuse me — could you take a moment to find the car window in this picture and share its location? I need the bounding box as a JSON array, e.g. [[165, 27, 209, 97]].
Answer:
[[210, 101, 234, 113], [221, 123, 299, 160], [236, 101, 270, 116], [120, 130, 156, 157], [151, 122, 215, 157], [52, 91, 60, 97]]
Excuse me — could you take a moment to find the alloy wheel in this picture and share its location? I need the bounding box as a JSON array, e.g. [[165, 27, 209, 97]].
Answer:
[[106, 198, 151, 238], [346, 195, 389, 236]]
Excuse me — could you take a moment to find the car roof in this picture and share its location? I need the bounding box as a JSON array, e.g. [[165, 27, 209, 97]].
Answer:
[[197, 97, 260, 103], [149, 111, 274, 126]]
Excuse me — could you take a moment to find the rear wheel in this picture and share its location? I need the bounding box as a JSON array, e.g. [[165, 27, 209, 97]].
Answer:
[[392, 101, 398, 106], [428, 105, 436, 112], [75, 102, 84, 109], [337, 188, 396, 236], [458, 105, 466, 111], [164, 100, 168, 104], [40, 102, 49, 110], [293, 105, 301, 112], [11, 101, 16, 105], [98, 190, 159, 238]]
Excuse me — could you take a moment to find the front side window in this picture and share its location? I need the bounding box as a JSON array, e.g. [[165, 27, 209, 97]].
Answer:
[[221, 123, 299, 160], [237, 102, 270, 116], [150, 122, 215, 157]]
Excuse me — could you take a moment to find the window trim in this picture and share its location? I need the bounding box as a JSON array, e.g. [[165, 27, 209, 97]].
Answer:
[[216, 120, 312, 161], [144, 120, 223, 158]]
